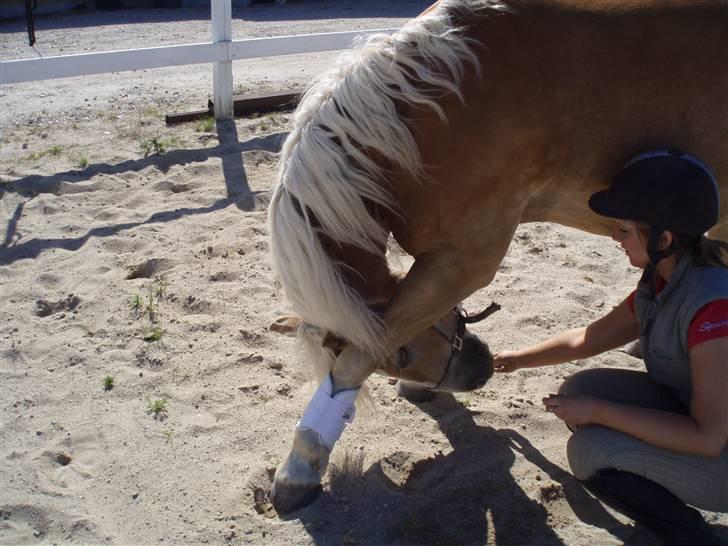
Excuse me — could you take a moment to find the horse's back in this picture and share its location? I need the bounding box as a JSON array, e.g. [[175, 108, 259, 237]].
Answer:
[[425, 0, 728, 241]]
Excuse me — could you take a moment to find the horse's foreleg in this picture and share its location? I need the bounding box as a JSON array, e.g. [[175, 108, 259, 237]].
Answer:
[[270, 248, 468, 513], [271, 237, 514, 513], [271, 344, 375, 513], [381, 242, 476, 349]]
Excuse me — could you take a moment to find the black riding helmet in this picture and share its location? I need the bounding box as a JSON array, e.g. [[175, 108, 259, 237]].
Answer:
[[589, 149, 720, 236], [589, 149, 720, 298]]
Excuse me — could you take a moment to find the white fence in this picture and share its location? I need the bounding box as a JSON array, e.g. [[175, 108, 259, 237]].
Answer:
[[0, 0, 398, 119]]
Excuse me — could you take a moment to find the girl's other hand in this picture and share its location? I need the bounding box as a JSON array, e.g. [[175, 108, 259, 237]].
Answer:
[[543, 393, 602, 427]]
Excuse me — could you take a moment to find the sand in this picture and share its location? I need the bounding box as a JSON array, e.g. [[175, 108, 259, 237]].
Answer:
[[1, 3, 726, 545]]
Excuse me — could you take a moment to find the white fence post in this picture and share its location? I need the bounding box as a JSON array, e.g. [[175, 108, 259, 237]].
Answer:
[[211, 0, 233, 120]]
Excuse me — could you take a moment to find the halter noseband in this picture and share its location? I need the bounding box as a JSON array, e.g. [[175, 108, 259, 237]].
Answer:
[[426, 301, 501, 389]]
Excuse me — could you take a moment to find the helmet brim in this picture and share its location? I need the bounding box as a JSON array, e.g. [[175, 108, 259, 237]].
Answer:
[[588, 190, 633, 221]]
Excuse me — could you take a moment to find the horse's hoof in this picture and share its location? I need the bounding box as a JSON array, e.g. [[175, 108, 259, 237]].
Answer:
[[270, 480, 321, 513], [396, 380, 436, 402]]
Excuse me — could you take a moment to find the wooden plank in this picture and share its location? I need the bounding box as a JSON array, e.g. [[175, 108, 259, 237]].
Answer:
[[165, 108, 212, 126], [208, 89, 303, 117]]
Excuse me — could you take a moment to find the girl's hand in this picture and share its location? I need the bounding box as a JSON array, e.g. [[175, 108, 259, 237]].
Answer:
[[494, 351, 522, 373], [543, 394, 603, 427]]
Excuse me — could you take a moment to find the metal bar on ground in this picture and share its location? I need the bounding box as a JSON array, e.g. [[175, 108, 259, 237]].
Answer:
[[211, 0, 233, 120]]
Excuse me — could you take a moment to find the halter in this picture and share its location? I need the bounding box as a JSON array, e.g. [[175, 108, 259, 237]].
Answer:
[[425, 301, 501, 389]]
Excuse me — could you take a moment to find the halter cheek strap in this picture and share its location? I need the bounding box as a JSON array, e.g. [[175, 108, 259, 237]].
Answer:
[[296, 373, 360, 451]]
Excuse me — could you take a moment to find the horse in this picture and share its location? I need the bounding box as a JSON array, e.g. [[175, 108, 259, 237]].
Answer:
[[267, 0, 728, 512]]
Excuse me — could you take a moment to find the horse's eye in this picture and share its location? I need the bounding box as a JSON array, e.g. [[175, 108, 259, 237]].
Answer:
[[396, 347, 409, 368]]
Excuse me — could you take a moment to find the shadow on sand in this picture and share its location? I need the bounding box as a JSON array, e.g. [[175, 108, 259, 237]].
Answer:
[[274, 392, 660, 546], [0, 124, 282, 265]]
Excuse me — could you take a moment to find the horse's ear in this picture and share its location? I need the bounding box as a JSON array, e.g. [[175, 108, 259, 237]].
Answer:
[[322, 332, 347, 354], [269, 315, 303, 336]]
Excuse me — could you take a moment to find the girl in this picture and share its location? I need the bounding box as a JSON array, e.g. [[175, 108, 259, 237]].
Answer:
[[495, 150, 728, 545]]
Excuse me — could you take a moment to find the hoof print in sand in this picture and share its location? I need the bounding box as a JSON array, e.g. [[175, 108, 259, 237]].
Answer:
[[209, 271, 239, 282], [153, 180, 191, 194], [0, 504, 50, 543], [377, 451, 446, 493], [35, 294, 80, 317], [246, 467, 277, 519], [182, 295, 212, 314], [125, 258, 175, 280]]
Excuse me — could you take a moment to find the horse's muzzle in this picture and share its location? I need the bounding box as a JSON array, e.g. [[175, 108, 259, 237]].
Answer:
[[434, 333, 494, 392]]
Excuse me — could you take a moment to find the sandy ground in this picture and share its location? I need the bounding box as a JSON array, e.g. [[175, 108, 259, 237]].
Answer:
[[1, 3, 726, 546]]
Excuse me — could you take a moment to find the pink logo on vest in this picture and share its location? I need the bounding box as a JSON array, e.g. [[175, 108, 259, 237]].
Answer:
[[697, 320, 728, 333]]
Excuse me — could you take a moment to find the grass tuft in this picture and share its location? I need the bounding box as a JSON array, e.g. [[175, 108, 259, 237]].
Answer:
[[130, 293, 143, 314], [154, 277, 168, 302], [142, 325, 165, 342], [139, 135, 183, 157], [145, 396, 168, 419], [195, 116, 215, 133]]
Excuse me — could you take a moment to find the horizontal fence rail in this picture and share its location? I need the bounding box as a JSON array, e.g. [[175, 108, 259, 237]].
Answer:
[[0, 42, 227, 84], [0, 0, 403, 120], [0, 28, 397, 85]]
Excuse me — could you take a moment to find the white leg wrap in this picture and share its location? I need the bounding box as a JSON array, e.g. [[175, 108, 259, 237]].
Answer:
[[296, 374, 360, 451]]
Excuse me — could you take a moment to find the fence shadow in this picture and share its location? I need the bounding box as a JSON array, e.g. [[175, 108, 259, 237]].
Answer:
[[1, 131, 285, 199], [0, 129, 285, 265]]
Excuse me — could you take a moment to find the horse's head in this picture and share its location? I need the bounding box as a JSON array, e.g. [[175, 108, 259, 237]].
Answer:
[[270, 302, 498, 392], [380, 302, 499, 392]]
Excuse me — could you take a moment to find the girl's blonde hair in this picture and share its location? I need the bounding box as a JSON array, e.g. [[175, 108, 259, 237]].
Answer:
[[686, 235, 728, 268], [635, 222, 728, 269]]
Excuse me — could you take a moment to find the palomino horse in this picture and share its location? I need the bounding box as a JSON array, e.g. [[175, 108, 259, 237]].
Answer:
[[267, 0, 728, 512]]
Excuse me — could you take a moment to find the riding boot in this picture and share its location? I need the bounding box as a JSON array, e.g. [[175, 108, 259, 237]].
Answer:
[[581, 469, 724, 546]]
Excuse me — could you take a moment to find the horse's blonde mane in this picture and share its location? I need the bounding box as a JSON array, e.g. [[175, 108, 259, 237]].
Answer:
[[269, 0, 508, 381]]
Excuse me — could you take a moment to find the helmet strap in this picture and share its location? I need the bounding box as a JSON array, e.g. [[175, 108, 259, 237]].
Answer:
[[643, 227, 677, 300]]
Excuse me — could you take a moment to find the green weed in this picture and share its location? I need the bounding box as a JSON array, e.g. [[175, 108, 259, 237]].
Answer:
[[145, 396, 168, 419], [103, 376, 115, 391], [153, 277, 168, 302], [195, 116, 215, 133], [139, 135, 183, 157], [145, 285, 157, 321], [130, 293, 143, 313], [142, 325, 165, 342]]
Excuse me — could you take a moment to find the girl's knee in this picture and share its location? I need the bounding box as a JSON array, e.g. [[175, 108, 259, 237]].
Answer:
[[558, 369, 603, 397]]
